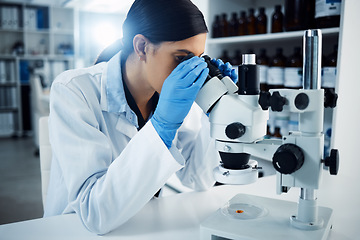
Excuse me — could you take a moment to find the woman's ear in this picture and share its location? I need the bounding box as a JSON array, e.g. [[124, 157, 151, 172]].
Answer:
[[133, 34, 149, 61]]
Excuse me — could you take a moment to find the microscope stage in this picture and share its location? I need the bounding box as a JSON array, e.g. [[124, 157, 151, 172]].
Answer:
[[200, 194, 333, 240]]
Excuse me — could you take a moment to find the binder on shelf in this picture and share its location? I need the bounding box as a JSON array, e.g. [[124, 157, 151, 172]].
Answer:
[[0, 88, 4, 107], [20, 60, 30, 84], [0, 112, 14, 136], [4, 87, 10, 107], [12, 7, 19, 30], [0, 61, 6, 83], [23, 7, 29, 29], [0, 6, 20, 30], [1, 7, 10, 29], [37, 8, 44, 29], [0, 88, 17, 108], [11, 87, 17, 108], [7, 61, 16, 83], [24, 8, 37, 30]]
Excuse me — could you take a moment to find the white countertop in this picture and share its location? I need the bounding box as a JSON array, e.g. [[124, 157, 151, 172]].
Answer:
[[0, 176, 352, 240]]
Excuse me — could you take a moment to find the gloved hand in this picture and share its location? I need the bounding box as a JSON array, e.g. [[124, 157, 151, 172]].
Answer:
[[210, 58, 238, 84], [151, 56, 209, 148]]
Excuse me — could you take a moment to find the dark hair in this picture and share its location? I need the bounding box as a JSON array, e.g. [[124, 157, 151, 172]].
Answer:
[[95, 0, 208, 64]]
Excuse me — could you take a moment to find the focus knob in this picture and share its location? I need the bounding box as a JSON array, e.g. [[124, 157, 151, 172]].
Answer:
[[324, 88, 338, 108], [272, 144, 304, 174], [225, 122, 246, 139], [324, 149, 339, 175], [259, 91, 271, 110], [270, 91, 287, 112]]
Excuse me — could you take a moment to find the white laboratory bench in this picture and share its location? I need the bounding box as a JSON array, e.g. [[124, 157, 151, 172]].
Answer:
[[0, 175, 351, 240]]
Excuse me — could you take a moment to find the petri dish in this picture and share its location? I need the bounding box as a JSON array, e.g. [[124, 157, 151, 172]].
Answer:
[[221, 195, 268, 220]]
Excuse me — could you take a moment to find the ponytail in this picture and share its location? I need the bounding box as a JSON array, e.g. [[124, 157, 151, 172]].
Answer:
[[94, 39, 123, 64]]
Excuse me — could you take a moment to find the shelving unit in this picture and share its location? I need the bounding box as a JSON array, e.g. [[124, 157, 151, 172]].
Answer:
[[0, 2, 75, 137], [0, 55, 21, 136]]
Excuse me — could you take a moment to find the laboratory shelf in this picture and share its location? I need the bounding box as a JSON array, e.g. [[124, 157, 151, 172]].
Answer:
[[0, 82, 17, 87], [0, 55, 17, 60], [0, 107, 18, 113], [207, 27, 340, 45], [51, 29, 74, 35], [0, 28, 24, 33]]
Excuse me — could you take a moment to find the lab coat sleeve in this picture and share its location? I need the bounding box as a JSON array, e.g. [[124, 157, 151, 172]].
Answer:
[[175, 104, 221, 191], [49, 80, 184, 235]]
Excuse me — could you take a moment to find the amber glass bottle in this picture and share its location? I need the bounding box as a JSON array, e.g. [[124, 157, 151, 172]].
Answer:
[[212, 15, 221, 38], [315, 0, 341, 28], [268, 48, 286, 138], [232, 50, 242, 66], [271, 5, 284, 33], [247, 8, 256, 35], [284, 47, 303, 89], [256, 7, 267, 34], [285, 0, 315, 31], [268, 48, 286, 89], [220, 50, 231, 64], [238, 11, 247, 35], [256, 48, 269, 92], [229, 12, 239, 36], [284, 47, 303, 134], [219, 13, 229, 37]]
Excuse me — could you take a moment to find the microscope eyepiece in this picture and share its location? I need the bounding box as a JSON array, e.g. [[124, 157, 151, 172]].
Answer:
[[238, 54, 260, 95], [202, 55, 224, 81], [180, 54, 223, 82]]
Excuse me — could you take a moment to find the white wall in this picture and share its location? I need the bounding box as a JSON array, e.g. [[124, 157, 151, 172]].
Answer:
[[78, 11, 125, 67], [318, 0, 360, 239]]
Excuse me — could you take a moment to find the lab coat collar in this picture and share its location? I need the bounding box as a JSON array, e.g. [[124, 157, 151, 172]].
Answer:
[[100, 51, 139, 129]]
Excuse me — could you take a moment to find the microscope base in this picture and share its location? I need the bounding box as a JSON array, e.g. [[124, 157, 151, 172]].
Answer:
[[200, 194, 333, 240]]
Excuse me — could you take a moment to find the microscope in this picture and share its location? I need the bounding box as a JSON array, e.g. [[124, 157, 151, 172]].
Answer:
[[197, 30, 339, 239]]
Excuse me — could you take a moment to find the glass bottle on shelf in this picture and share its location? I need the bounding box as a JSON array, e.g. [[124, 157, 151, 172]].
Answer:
[[256, 48, 269, 92], [231, 50, 242, 66], [220, 50, 231, 64], [212, 15, 221, 38], [238, 11, 247, 36], [271, 5, 284, 33], [247, 8, 256, 35], [268, 48, 286, 89], [315, 0, 341, 28], [322, 45, 338, 90], [245, 48, 254, 54], [231, 50, 241, 79], [285, 47, 303, 134], [229, 12, 239, 37], [257, 48, 270, 137], [284, 47, 302, 89], [268, 48, 286, 138], [219, 13, 229, 37], [285, 0, 302, 31], [256, 7, 267, 34], [285, 0, 315, 31]]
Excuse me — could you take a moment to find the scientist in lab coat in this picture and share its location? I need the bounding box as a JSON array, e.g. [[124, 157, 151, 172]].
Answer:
[[44, 0, 237, 235]]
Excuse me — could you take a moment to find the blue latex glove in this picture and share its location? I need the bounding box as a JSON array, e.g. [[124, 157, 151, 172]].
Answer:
[[151, 56, 209, 148], [210, 58, 238, 84]]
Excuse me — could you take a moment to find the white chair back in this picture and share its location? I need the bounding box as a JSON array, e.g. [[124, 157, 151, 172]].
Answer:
[[39, 116, 52, 209], [30, 74, 50, 148]]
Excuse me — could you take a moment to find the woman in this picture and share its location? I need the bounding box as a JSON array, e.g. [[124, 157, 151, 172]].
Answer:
[[44, 0, 237, 235]]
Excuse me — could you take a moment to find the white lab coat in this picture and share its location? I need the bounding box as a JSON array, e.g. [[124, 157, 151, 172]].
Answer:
[[44, 52, 220, 234]]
